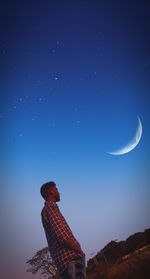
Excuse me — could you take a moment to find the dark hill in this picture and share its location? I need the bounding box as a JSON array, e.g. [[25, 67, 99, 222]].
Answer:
[[86, 228, 150, 279]]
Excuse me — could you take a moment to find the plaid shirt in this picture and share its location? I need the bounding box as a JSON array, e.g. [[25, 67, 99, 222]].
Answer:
[[41, 201, 83, 275]]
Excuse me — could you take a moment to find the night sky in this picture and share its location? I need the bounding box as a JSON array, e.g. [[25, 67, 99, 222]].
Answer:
[[1, 1, 150, 279]]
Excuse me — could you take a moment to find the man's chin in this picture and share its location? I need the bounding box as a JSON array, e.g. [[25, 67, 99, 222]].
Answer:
[[56, 197, 60, 202]]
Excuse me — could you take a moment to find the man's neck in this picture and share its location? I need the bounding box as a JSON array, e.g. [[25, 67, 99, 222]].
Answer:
[[47, 197, 56, 202]]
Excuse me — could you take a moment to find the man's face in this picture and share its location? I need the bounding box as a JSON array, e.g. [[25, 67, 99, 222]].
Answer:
[[50, 185, 60, 202]]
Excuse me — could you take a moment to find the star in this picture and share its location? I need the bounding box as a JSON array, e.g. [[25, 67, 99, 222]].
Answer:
[[13, 105, 20, 110], [80, 77, 85, 81], [1, 49, 7, 55], [52, 123, 56, 128], [144, 63, 149, 69], [48, 87, 53, 91], [49, 121, 56, 128]]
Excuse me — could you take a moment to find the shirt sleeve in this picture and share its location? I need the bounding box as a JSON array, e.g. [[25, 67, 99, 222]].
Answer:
[[45, 203, 70, 244]]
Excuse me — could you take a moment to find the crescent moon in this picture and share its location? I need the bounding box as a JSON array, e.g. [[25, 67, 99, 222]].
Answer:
[[107, 116, 142, 155]]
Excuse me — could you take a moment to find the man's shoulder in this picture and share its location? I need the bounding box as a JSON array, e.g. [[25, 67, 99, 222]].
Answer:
[[41, 202, 57, 215]]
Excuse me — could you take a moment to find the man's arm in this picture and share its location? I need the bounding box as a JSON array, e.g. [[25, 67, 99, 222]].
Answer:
[[63, 237, 84, 254]]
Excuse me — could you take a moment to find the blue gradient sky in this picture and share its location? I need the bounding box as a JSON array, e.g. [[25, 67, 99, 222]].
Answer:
[[1, 1, 150, 278]]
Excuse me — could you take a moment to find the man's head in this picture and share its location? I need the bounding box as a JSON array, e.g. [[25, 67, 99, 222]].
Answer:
[[40, 181, 60, 202]]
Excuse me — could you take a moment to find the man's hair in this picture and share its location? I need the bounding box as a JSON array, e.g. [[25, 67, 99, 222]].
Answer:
[[40, 181, 56, 200]]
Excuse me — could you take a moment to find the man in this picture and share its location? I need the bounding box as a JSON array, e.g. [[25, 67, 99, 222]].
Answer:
[[40, 181, 86, 279]]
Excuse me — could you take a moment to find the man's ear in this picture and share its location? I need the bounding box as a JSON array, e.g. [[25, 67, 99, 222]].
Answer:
[[47, 188, 52, 196], [48, 188, 54, 196]]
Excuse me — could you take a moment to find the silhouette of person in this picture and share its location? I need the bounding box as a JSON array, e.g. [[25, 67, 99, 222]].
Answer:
[[40, 181, 86, 279]]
